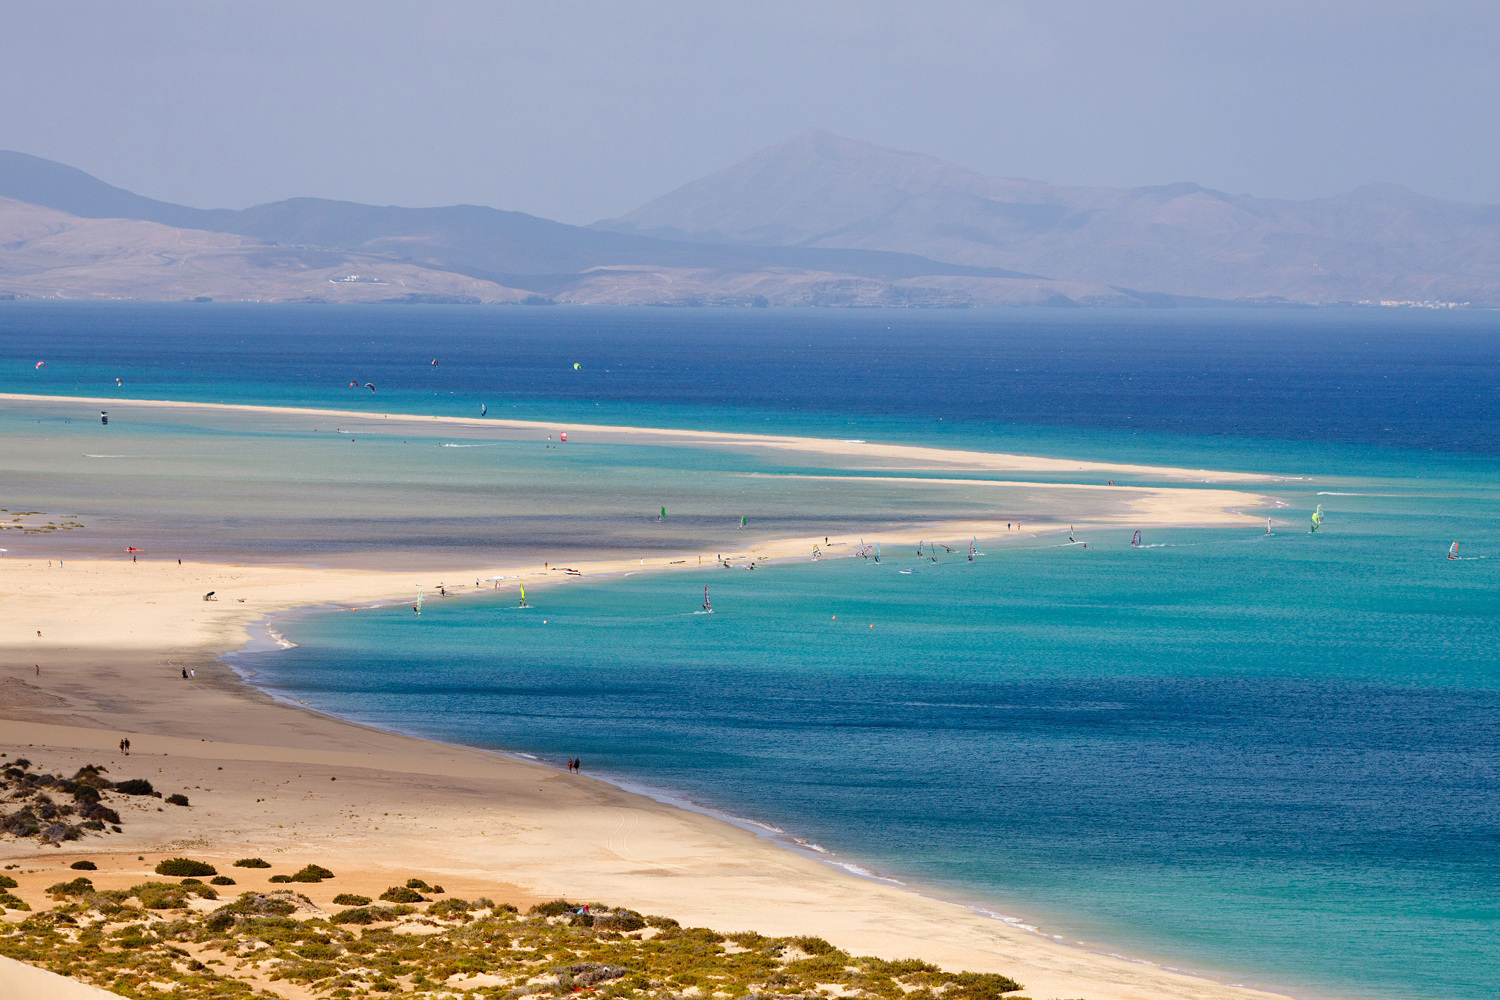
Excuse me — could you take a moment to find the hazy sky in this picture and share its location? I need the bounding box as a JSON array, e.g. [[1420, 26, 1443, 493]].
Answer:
[[4, 1, 1497, 223]]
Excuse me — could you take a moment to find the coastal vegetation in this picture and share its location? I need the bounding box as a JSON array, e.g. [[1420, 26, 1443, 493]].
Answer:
[[0, 879, 1030, 999], [154, 859, 217, 877], [0, 760, 191, 845]]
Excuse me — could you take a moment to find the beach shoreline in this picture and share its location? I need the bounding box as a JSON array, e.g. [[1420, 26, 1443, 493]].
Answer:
[[1, 396, 1299, 1000]]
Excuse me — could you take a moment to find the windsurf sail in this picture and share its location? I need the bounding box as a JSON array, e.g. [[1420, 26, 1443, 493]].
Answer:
[[1131, 530, 1141, 547], [917, 540, 924, 556], [659, 505, 666, 521], [1448, 542, 1460, 560], [415, 588, 423, 615], [702, 585, 712, 613], [518, 584, 528, 608], [874, 542, 880, 563], [740, 514, 747, 529], [968, 537, 975, 562], [1310, 504, 1324, 533], [1266, 518, 1272, 535], [481, 403, 487, 417]]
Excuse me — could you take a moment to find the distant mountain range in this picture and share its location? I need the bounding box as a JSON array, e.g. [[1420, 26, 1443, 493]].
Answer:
[[2, 135, 1496, 306], [600, 131, 1500, 306]]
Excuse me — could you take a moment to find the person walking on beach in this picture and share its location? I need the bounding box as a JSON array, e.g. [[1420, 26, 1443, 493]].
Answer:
[[124, 738, 130, 753], [181, 667, 188, 679]]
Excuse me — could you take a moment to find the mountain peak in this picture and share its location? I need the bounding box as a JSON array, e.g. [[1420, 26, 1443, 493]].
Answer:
[[596, 132, 1022, 246]]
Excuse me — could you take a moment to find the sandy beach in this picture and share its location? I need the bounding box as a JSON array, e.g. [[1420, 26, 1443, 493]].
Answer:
[[1, 396, 1294, 1000]]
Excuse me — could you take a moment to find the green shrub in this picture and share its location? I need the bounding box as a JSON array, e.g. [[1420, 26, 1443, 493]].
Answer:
[[330, 906, 378, 925], [330, 904, 411, 925], [210, 875, 236, 886], [378, 885, 424, 903], [404, 877, 431, 890], [155, 858, 217, 877], [289, 864, 334, 883], [113, 778, 155, 796], [268, 875, 292, 883], [946, 971, 1024, 1000], [181, 878, 204, 885], [331, 893, 371, 906], [221, 892, 297, 917], [599, 908, 646, 932], [0, 875, 18, 889], [134, 882, 193, 910], [232, 857, 271, 868], [165, 793, 190, 806], [790, 935, 837, 955], [0, 890, 32, 911], [528, 898, 577, 917], [426, 897, 470, 918], [69, 860, 97, 870], [70, 765, 111, 788], [46, 877, 95, 898]]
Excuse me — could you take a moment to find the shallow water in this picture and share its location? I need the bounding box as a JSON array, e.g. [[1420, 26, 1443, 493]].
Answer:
[[0, 402, 1125, 567], [6, 303, 1499, 1000]]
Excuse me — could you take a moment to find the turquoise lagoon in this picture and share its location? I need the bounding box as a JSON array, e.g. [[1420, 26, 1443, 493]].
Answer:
[[3, 303, 1498, 1000]]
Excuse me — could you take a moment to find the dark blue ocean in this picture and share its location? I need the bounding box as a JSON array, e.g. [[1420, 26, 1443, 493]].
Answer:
[[4, 303, 1499, 1000]]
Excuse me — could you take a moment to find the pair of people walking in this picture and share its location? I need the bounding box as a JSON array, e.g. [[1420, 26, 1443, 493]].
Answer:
[[566, 757, 582, 773], [118, 738, 131, 754]]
